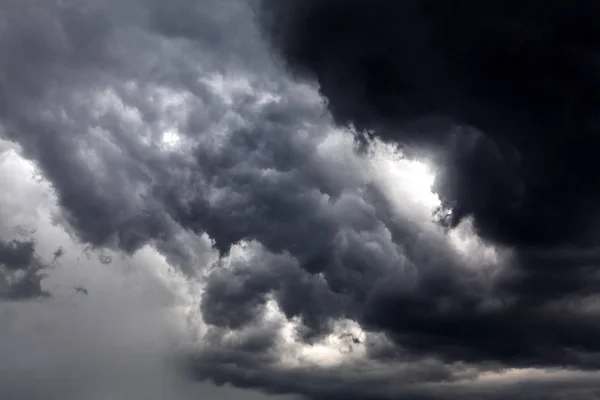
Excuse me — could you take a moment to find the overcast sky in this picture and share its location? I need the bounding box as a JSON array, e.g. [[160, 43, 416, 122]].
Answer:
[[2, 1, 600, 399]]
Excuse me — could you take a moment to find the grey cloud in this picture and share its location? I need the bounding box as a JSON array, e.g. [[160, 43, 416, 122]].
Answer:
[[262, 0, 600, 247], [0, 244, 292, 400], [2, 0, 600, 400], [0, 0, 268, 256], [0, 161, 290, 400], [0, 239, 50, 301], [0, 240, 35, 270]]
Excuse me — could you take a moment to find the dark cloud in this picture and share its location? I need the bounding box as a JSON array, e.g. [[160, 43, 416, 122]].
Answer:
[[262, 0, 600, 248], [258, 0, 600, 370], [0, 239, 50, 300], [2, 0, 600, 399], [0, 239, 35, 270], [0, 0, 268, 258]]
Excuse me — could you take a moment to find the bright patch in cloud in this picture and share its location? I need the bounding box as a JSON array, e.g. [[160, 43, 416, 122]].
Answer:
[[161, 130, 182, 149], [369, 141, 440, 215]]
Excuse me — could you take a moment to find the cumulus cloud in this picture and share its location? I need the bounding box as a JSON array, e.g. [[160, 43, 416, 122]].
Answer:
[[1, 0, 600, 399]]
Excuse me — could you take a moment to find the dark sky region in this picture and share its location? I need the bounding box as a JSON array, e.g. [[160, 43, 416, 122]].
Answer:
[[1, 1, 600, 399]]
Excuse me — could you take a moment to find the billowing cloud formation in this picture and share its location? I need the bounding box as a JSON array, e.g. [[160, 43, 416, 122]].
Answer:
[[262, 0, 600, 358], [263, 0, 600, 247], [1, 1, 600, 399]]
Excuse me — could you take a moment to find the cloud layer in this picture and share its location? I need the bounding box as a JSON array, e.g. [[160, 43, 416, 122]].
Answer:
[[1, 1, 600, 399]]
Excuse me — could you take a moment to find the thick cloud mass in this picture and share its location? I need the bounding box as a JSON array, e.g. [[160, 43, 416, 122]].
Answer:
[[260, 0, 600, 373], [2, 1, 600, 399], [263, 0, 600, 248]]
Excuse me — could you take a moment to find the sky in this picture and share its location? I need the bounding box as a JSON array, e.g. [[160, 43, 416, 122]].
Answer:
[[1, 1, 600, 399]]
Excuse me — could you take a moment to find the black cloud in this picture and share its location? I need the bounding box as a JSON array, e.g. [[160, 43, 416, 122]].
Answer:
[[262, 0, 600, 248]]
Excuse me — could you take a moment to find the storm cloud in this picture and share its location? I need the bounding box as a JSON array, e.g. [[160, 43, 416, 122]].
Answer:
[[262, 0, 600, 362], [263, 0, 600, 246], [1, 0, 600, 399]]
